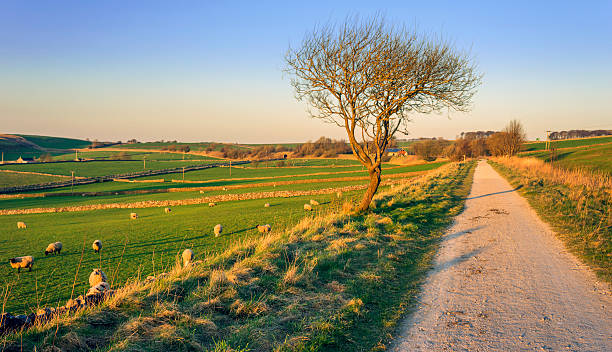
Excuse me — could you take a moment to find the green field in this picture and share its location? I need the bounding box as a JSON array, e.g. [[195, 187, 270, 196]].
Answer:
[[521, 136, 612, 152], [0, 172, 65, 188], [522, 142, 612, 175], [52, 150, 220, 162], [0, 158, 446, 315], [17, 135, 90, 150], [0, 159, 221, 178]]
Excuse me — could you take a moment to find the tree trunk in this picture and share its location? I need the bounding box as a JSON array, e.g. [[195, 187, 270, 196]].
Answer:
[[356, 166, 381, 212]]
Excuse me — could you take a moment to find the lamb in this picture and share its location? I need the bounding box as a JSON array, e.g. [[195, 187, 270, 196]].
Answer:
[[44, 242, 62, 256], [8, 256, 34, 273], [257, 224, 272, 233], [130, 212, 138, 219], [264, 203, 270, 208], [164, 207, 172, 213], [87, 282, 110, 296], [92, 240, 102, 253], [17, 222, 26, 229], [310, 199, 320, 206], [304, 204, 313, 211], [182, 249, 194, 267], [89, 268, 108, 287], [214, 224, 223, 237], [208, 202, 216, 207]]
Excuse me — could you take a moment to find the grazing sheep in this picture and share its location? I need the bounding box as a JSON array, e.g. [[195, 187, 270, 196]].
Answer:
[[208, 202, 216, 207], [214, 224, 223, 237], [336, 191, 343, 198], [92, 240, 102, 253], [182, 249, 194, 267], [87, 282, 110, 296], [44, 242, 63, 256], [264, 203, 270, 208], [8, 256, 34, 273], [304, 204, 313, 211], [130, 212, 138, 219], [257, 224, 272, 233], [310, 199, 320, 206], [164, 207, 172, 213], [17, 222, 26, 229], [222, 187, 227, 191], [200, 190, 205, 194], [88, 269, 108, 287]]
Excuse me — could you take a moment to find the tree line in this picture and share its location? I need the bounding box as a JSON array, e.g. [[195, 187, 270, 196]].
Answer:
[[548, 130, 611, 140]]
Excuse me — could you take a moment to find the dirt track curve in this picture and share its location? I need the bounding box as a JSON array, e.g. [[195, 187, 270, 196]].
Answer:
[[392, 160, 611, 352]]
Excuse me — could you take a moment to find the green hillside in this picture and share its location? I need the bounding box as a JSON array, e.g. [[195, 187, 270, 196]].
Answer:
[[17, 134, 90, 149]]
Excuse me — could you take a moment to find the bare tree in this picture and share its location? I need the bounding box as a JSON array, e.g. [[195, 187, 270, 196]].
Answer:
[[503, 119, 526, 156], [285, 17, 481, 211]]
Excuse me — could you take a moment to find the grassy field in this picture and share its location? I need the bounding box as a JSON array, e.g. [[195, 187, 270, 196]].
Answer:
[[521, 135, 612, 152], [521, 143, 612, 175], [0, 159, 222, 178], [17, 135, 90, 150], [490, 157, 611, 283], [52, 150, 220, 162], [0, 172, 65, 188], [3, 161, 475, 351]]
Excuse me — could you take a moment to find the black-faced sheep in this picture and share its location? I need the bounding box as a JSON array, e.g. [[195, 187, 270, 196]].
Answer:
[[89, 268, 107, 287], [87, 282, 110, 296], [130, 212, 138, 219], [182, 249, 194, 267], [208, 202, 216, 207], [304, 204, 313, 211], [257, 224, 272, 233], [92, 240, 102, 253], [8, 256, 34, 273], [164, 207, 172, 213], [214, 224, 223, 237], [44, 242, 62, 256]]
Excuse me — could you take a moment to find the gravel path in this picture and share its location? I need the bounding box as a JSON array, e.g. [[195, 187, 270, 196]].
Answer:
[[392, 160, 611, 352]]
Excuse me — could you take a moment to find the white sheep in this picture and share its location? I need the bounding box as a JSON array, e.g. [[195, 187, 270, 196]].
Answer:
[[214, 224, 223, 237], [130, 212, 138, 219], [92, 240, 102, 253], [164, 207, 172, 213], [86, 282, 110, 296], [17, 221, 26, 229], [304, 204, 313, 211], [336, 191, 343, 198], [44, 242, 63, 256], [208, 202, 216, 207], [310, 199, 320, 206], [8, 256, 34, 273], [264, 203, 270, 208], [257, 224, 272, 233], [182, 249, 194, 267], [89, 268, 108, 287]]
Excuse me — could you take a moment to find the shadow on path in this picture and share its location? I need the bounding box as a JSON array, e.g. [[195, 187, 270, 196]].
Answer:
[[465, 185, 522, 200]]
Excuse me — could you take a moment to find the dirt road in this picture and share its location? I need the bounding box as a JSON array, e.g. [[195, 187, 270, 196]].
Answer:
[[392, 160, 611, 351]]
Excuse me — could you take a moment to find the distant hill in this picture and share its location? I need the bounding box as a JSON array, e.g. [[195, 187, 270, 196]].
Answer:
[[0, 134, 89, 161]]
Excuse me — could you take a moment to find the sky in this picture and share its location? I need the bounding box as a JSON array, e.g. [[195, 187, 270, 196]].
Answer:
[[1, 0, 611, 143]]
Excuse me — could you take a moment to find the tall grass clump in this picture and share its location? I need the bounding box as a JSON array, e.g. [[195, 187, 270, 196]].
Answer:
[[2, 162, 475, 352], [490, 157, 611, 282]]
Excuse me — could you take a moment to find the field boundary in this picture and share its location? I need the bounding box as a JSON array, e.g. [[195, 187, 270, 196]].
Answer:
[[519, 141, 612, 155]]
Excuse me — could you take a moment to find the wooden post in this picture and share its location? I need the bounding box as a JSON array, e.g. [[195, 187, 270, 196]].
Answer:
[[143, 156, 146, 170], [182, 167, 185, 181], [1, 152, 3, 164], [229, 160, 232, 177], [71, 171, 75, 195]]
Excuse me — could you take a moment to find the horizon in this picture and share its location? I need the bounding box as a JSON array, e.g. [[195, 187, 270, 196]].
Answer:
[[2, 1, 611, 143]]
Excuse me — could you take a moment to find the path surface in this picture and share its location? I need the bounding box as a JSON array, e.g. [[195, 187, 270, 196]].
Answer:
[[392, 160, 611, 352]]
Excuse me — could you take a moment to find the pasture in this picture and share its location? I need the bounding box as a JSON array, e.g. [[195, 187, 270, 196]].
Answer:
[[0, 157, 444, 314], [521, 142, 612, 175], [521, 135, 612, 152]]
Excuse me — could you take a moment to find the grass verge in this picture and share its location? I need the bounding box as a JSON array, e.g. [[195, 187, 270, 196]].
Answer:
[[2, 161, 475, 351], [489, 157, 611, 283]]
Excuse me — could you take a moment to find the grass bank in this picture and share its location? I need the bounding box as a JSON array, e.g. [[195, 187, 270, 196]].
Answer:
[[2, 161, 475, 351], [489, 157, 611, 283]]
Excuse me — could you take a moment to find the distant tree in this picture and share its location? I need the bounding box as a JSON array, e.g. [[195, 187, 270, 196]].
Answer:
[[38, 153, 54, 162], [502, 119, 526, 156], [413, 140, 444, 161], [285, 17, 480, 211]]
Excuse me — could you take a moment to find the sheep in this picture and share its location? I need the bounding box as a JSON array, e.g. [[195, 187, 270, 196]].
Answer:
[[214, 224, 223, 237], [17, 222, 26, 229], [8, 256, 34, 273], [87, 282, 110, 296], [304, 204, 313, 211], [336, 191, 343, 198], [92, 240, 102, 253], [264, 203, 270, 208], [182, 249, 194, 267], [257, 224, 272, 233], [44, 242, 62, 256], [310, 199, 320, 206], [208, 202, 216, 207], [164, 207, 172, 213], [89, 268, 107, 287], [130, 212, 138, 219]]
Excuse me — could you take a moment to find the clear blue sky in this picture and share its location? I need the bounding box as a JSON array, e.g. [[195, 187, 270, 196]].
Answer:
[[1, 0, 610, 142]]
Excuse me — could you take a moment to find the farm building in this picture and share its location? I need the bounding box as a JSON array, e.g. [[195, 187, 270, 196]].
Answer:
[[386, 148, 407, 157], [16, 156, 35, 163]]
